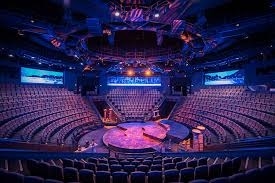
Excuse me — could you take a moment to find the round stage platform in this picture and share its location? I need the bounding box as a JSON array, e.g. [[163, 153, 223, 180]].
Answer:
[[102, 121, 190, 153], [103, 122, 167, 152]]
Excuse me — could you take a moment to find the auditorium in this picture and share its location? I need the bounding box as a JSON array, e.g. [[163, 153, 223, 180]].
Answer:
[[0, 0, 274, 182]]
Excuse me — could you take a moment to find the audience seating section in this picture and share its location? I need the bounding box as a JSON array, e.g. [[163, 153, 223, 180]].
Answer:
[[1, 155, 274, 183], [106, 88, 163, 121], [0, 84, 102, 145], [170, 86, 275, 144]]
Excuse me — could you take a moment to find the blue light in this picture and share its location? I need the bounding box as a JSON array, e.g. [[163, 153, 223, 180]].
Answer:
[[107, 76, 161, 87]]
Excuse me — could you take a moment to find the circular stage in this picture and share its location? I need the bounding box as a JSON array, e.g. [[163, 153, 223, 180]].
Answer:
[[102, 121, 190, 153], [103, 122, 167, 152]]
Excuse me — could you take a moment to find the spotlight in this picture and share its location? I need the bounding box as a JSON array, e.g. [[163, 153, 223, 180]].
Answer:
[[114, 11, 120, 17], [154, 13, 160, 18], [145, 69, 153, 77], [127, 69, 135, 76]]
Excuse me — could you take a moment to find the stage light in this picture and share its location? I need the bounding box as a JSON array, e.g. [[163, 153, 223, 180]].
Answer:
[[154, 13, 160, 18], [127, 69, 135, 76], [145, 68, 153, 77], [114, 11, 120, 17], [180, 31, 192, 43]]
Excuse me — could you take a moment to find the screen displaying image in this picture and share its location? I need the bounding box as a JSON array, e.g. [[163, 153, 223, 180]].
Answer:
[[21, 67, 63, 84], [107, 76, 161, 86], [204, 69, 244, 85]]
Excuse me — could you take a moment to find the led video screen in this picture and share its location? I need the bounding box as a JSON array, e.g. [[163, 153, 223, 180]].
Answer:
[[21, 67, 63, 84], [204, 69, 244, 85], [107, 76, 161, 86]]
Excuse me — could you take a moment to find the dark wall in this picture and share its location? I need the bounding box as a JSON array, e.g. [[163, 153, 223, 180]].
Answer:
[[170, 76, 190, 96], [77, 73, 100, 96], [0, 64, 20, 83], [64, 71, 78, 91]]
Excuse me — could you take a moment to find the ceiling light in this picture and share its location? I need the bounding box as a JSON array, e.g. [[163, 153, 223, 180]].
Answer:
[[127, 69, 135, 76], [38, 62, 42, 65], [145, 69, 153, 77], [114, 11, 120, 17], [235, 23, 240, 27], [154, 13, 160, 18], [30, 19, 35, 23], [8, 54, 14, 57]]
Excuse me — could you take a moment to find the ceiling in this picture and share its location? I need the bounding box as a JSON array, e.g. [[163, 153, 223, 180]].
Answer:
[[0, 0, 274, 73]]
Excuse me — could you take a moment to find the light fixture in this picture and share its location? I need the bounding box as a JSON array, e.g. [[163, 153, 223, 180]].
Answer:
[[8, 54, 14, 58], [145, 68, 153, 77], [127, 69, 135, 76], [154, 13, 160, 18], [114, 11, 120, 17]]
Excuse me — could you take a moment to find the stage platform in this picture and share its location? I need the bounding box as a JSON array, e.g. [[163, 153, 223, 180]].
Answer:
[[103, 122, 166, 153], [102, 120, 190, 153], [160, 119, 190, 143]]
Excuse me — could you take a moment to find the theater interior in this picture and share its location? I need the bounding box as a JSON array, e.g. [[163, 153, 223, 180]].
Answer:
[[0, 0, 275, 182]]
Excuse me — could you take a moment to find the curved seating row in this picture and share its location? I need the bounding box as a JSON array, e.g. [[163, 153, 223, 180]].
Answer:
[[170, 86, 275, 144], [0, 84, 102, 145]]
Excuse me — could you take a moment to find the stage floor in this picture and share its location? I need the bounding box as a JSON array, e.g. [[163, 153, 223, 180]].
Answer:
[[103, 122, 167, 152], [160, 119, 190, 142], [79, 120, 190, 153]]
